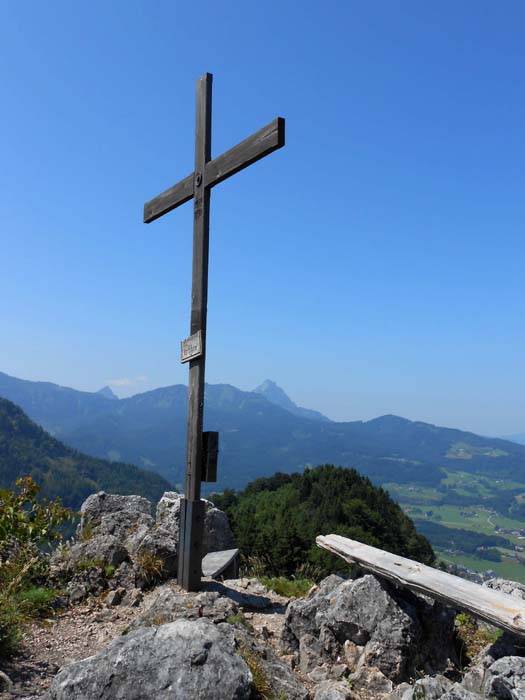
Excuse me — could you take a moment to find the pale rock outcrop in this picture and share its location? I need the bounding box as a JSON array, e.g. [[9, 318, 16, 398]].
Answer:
[[156, 491, 237, 555], [483, 656, 525, 699], [54, 490, 237, 603], [282, 574, 456, 685], [44, 619, 253, 700], [80, 492, 152, 535]]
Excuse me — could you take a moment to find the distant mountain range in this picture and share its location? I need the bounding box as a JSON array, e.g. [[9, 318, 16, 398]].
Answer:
[[2, 371, 525, 492], [0, 397, 171, 510]]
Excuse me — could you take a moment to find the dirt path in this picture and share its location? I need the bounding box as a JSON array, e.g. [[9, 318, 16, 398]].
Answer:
[[0, 590, 159, 699], [0, 578, 295, 699]]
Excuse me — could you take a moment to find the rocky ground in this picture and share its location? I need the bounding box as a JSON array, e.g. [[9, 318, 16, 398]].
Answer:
[[0, 578, 290, 699], [2, 490, 525, 699]]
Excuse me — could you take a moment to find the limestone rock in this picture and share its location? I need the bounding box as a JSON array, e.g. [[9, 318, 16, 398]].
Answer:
[[314, 679, 356, 700], [156, 492, 236, 555], [230, 623, 309, 700], [130, 585, 238, 629], [44, 618, 252, 700], [300, 633, 326, 673], [98, 510, 155, 544], [63, 535, 128, 570], [398, 675, 453, 700], [105, 587, 126, 606], [282, 574, 456, 684], [155, 491, 183, 531], [80, 492, 152, 536], [203, 503, 237, 554], [440, 686, 485, 699], [484, 655, 525, 699], [461, 666, 486, 695], [348, 664, 393, 695], [133, 525, 179, 578], [484, 578, 525, 601]]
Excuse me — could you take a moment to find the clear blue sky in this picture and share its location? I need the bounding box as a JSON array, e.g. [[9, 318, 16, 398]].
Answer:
[[1, 1, 524, 436]]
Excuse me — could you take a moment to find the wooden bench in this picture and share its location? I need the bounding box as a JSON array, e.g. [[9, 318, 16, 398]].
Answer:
[[317, 534, 525, 637], [201, 548, 239, 579]]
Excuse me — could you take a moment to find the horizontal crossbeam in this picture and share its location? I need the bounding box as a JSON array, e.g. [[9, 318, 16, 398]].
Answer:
[[317, 534, 525, 637], [144, 174, 194, 224], [144, 117, 285, 223]]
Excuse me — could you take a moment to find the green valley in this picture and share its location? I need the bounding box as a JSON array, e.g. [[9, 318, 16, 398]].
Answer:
[[386, 470, 525, 582]]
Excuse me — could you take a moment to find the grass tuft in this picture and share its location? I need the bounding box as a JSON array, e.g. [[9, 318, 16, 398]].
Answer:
[[136, 550, 165, 586], [261, 576, 314, 598], [238, 643, 274, 700]]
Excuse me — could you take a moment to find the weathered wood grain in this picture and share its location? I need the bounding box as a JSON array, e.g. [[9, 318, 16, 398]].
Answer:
[[202, 548, 239, 578], [204, 117, 285, 188], [177, 73, 212, 592], [143, 117, 285, 224], [144, 173, 193, 223], [317, 534, 525, 637]]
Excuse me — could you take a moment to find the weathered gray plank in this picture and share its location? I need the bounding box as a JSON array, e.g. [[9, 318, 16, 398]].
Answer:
[[144, 173, 193, 223], [202, 548, 239, 578], [317, 534, 525, 637], [204, 117, 285, 188]]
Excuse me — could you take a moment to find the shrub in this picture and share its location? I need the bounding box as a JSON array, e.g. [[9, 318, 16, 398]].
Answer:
[[0, 477, 72, 657], [0, 476, 72, 545]]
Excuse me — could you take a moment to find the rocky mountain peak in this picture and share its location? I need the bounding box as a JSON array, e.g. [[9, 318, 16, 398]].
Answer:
[[96, 385, 119, 400], [253, 379, 330, 422]]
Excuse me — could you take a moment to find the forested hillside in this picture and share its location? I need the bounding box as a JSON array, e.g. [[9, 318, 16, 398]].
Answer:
[[3, 371, 525, 492], [0, 398, 172, 510], [211, 465, 434, 578]]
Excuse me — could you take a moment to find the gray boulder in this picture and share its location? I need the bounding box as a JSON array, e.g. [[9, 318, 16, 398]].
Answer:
[[80, 492, 152, 536], [484, 656, 525, 699], [230, 623, 309, 700], [282, 574, 456, 684], [440, 687, 485, 699], [397, 675, 453, 700], [98, 510, 155, 544], [156, 492, 236, 555], [203, 503, 237, 554], [63, 535, 128, 570], [45, 618, 252, 700], [156, 491, 183, 532], [130, 585, 238, 630], [314, 679, 356, 699], [484, 578, 525, 601], [132, 525, 179, 578]]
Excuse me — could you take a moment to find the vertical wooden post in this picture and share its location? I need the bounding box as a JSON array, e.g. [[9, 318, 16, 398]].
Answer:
[[144, 72, 284, 591], [177, 73, 212, 591]]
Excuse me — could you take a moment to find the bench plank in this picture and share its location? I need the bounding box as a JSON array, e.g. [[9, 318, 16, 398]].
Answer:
[[202, 548, 239, 578], [317, 534, 525, 637]]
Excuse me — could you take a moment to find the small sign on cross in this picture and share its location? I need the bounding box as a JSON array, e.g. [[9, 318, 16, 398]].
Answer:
[[181, 331, 203, 364], [143, 73, 285, 591]]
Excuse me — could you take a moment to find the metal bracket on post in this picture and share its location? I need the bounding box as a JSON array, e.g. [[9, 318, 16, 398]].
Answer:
[[201, 431, 219, 482]]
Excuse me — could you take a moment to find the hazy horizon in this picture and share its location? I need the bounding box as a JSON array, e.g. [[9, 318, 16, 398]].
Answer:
[[2, 366, 523, 439]]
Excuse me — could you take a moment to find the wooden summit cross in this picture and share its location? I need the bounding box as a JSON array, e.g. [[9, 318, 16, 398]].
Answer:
[[143, 73, 285, 591]]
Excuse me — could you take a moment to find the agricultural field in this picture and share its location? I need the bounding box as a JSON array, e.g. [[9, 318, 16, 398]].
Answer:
[[384, 470, 525, 583]]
